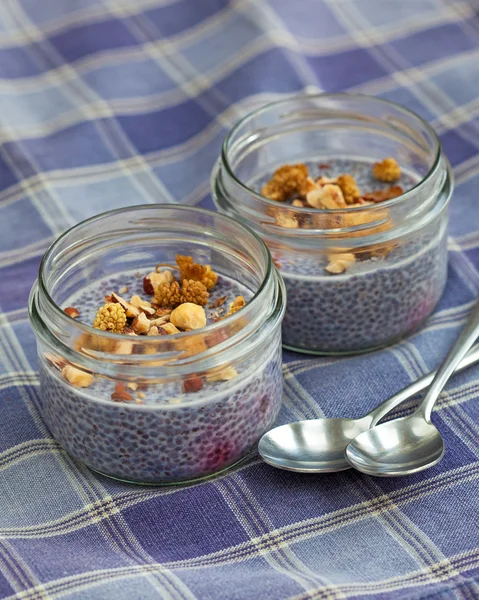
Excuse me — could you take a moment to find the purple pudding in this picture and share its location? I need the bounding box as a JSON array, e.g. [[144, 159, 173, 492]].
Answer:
[[39, 270, 283, 484], [257, 159, 448, 354]]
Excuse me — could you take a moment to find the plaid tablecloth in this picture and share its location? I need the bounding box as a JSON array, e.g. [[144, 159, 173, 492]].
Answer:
[[1, 0, 479, 598]]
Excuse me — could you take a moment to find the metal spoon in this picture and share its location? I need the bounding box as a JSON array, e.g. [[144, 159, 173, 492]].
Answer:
[[346, 301, 479, 476], [258, 343, 479, 473]]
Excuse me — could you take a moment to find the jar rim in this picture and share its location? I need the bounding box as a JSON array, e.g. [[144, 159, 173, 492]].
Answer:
[[32, 205, 279, 372], [220, 92, 443, 215]]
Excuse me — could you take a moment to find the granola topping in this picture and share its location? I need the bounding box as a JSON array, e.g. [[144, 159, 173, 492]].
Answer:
[[373, 158, 401, 182], [58, 255, 252, 400], [260, 158, 406, 273]]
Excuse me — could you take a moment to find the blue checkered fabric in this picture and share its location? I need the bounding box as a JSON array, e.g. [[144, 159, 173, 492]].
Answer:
[[1, 0, 478, 598]]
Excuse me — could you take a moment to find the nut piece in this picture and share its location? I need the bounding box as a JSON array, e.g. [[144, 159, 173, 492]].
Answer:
[[307, 184, 346, 209], [111, 386, 133, 403], [206, 366, 238, 382], [225, 296, 246, 318], [337, 174, 361, 205], [62, 365, 94, 388], [362, 185, 403, 203], [170, 303, 206, 330], [64, 307, 80, 318], [176, 255, 218, 290], [274, 210, 299, 229], [316, 176, 338, 186], [130, 295, 155, 315], [373, 158, 401, 182], [131, 312, 151, 335], [325, 253, 356, 275], [143, 270, 175, 295], [183, 375, 204, 393], [161, 322, 181, 334], [111, 293, 140, 318], [292, 199, 305, 207], [261, 163, 309, 202], [93, 303, 127, 333], [44, 352, 67, 370], [298, 176, 318, 197]]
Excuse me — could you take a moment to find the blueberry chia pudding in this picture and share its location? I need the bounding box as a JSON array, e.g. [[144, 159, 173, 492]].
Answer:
[[258, 158, 448, 353], [39, 255, 283, 483]]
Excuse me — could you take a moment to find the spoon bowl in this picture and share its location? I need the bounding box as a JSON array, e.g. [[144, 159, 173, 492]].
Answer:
[[258, 417, 373, 473], [258, 344, 479, 474], [345, 415, 445, 476], [345, 299, 479, 477]]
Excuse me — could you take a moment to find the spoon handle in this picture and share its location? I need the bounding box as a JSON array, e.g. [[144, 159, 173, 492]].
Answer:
[[419, 301, 479, 421], [369, 342, 479, 426]]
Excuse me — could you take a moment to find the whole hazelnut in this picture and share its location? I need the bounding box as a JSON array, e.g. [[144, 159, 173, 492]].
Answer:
[[170, 303, 206, 330]]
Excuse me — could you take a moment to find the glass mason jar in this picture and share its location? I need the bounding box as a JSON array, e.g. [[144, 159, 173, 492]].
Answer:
[[212, 93, 453, 355], [29, 205, 285, 484]]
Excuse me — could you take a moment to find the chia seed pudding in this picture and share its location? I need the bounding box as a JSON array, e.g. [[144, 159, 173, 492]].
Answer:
[[30, 206, 285, 484], [212, 93, 453, 355], [259, 160, 448, 353]]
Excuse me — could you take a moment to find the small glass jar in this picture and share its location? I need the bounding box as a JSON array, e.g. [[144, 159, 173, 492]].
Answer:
[[213, 93, 453, 354], [29, 205, 285, 484]]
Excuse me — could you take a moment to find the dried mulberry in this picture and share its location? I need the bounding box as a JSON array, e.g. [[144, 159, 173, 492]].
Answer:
[[176, 255, 218, 290], [155, 279, 209, 308], [373, 158, 401, 182], [336, 174, 361, 204], [261, 163, 309, 202], [93, 302, 126, 333]]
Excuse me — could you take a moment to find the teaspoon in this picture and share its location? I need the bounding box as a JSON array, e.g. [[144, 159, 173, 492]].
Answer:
[[346, 300, 479, 476], [258, 343, 479, 473]]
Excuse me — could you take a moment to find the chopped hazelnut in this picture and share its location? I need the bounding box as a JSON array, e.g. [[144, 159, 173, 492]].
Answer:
[[206, 366, 238, 382], [170, 303, 206, 330], [111, 388, 133, 402], [161, 322, 181, 335], [373, 158, 401, 182], [111, 293, 140, 318], [275, 210, 299, 228], [363, 185, 403, 203], [44, 353, 67, 370], [62, 365, 94, 388], [149, 316, 170, 328], [130, 295, 155, 315], [131, 312, 151, 335], [118, 286, 129, 294], [183, 375, 204, 393], [298, 177, 318, 197], [64, 307, 80, 318], [316, 176, 338, 186], [307, 184, 346, 209], [143, 270, 175, 295], [168, 397, 182, 405], [147, 326, 159, 336], [113, 339, 135, 355], [127, 382, 138, 391], [211, 295, 227, 308], [226, 296, 246, 317], [325, 253, 356, 275], [292, 199, 305, 207]]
